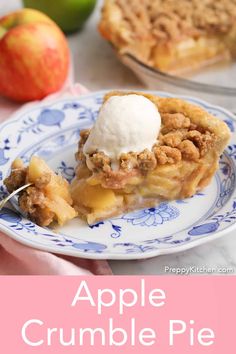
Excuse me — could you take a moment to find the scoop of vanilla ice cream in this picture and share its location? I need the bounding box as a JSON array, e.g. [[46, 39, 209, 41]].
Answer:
[[83, 94, 161, 166]]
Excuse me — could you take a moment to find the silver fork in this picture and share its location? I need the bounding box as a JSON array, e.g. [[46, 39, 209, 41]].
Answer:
[[0, 183, 32, 210]]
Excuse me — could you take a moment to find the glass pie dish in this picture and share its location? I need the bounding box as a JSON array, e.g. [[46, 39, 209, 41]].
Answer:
[[119, 53, 236, 113]]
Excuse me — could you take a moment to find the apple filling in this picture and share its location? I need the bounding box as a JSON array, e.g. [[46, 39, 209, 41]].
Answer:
[[70, 152, 218, 225], [153, 36, 231, 74], [4, 156, 77, 226]]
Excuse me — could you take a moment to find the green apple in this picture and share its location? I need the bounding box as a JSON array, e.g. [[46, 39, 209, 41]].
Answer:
[[23, 0, 96, 33]]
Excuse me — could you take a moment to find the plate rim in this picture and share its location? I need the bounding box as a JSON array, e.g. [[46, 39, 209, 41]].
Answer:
[[0, 90, 235, 260], [0, 217, 235, 260]]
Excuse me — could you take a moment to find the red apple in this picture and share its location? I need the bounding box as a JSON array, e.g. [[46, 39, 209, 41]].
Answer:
[[0, 9, 70, 102]]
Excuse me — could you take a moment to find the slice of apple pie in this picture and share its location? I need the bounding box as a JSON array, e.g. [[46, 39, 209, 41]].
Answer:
[[70, 91, 230, 224], [4, 157, 77, 226], [99, 0, 236, 74]]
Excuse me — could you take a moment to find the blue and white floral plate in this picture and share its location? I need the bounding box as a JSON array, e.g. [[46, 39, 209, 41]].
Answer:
[[0, 91, 235, 259]]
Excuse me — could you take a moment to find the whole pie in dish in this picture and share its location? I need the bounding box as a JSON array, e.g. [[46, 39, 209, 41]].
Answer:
[[70, 91, 230, 224], [99, 0, 236, 74], [4, 92, 230, 226]]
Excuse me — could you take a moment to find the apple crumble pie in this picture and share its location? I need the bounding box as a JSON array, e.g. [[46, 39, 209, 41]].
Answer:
[[99, 0, 236, 73], [70, 91, 230, 224], [4, 92, 230, 226]]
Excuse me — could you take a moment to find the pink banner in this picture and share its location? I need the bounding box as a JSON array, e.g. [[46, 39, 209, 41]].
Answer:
[[0, 276, 235, 353]]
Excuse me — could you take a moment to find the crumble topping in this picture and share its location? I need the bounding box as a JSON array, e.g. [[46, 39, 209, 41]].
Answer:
[[137, 149, 157, 170], [120, 152, 138, 170], [186, 130, 215, 157], [4, 164, 55, 226], [89, 151, 111, 173], [161, 113, 191, 133], [76, 106, 216, 174], [106, 0, 236, 43], [178, 140, 200, 161], [160, 131, 184, 147], [4, 168, 27, 193], [19, 187, 55, 227], [75, 129, 90, 161], [153, 145, 182, 165]]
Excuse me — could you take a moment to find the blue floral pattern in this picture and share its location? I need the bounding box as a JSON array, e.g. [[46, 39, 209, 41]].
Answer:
[[21, 129, 82, 163], [216, 147, 236, 208], [63, 101, 98, 122], [122, 203, 179, 226], [0, 186, 7, 200], [57, 161, 75, 182], [176, 191, 205, 204], [0, 139, 11, 166], [224, 119, 235, 132], [87, 204, 179, 239], [0, 91, 236, 259], [188, 201, 236, 236], [17, 109, 65, 143]]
